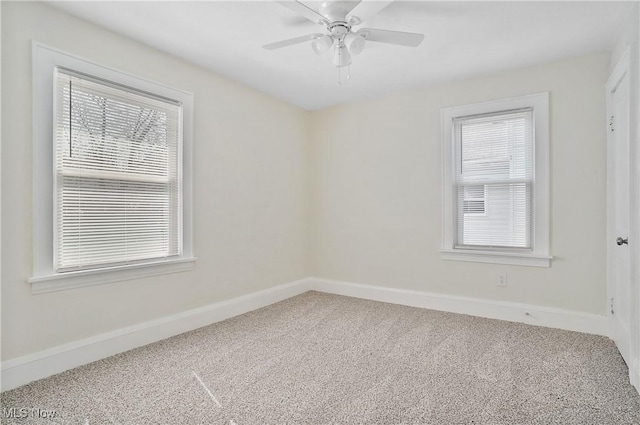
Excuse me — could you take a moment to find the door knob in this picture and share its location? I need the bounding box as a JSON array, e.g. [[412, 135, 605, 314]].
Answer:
[[617, 237, 628, 246]]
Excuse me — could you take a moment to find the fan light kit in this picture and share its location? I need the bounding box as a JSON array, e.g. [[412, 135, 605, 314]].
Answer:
[[264, 0, 425, 83]]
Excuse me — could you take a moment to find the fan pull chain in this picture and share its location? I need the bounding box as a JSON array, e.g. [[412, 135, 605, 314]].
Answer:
[[335, 42, 350, 85], [337, 64, 350, 84], [337, 46, 342, 85]]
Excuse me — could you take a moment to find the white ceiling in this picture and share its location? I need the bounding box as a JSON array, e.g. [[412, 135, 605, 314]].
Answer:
[[50, 1, 632, 110]]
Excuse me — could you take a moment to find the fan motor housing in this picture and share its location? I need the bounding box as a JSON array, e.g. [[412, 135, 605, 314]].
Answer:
[[329, 22, 350, 38]]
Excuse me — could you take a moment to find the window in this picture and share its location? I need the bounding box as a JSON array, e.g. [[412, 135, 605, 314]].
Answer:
[[55, 69, 182, 271], [31, 43, 195, 293], [456, 109, 532, 247], [441, 93, 551, 267]]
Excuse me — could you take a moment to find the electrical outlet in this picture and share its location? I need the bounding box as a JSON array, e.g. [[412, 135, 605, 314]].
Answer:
[[498, 273, 508, 287]]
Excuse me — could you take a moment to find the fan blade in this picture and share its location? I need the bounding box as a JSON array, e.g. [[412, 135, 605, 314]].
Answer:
[[357, 28, 424, 47], [263, 33, 321, 50], [276, 1, 328, 25], [346, 0, 393, 24]]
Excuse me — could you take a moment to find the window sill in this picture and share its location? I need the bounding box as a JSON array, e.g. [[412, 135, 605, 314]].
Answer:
[[440, 249, 551, 267], [28, 257, 197, 294]]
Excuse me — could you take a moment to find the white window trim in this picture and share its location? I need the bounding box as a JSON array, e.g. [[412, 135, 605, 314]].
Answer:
[[441, 93, 551, 267], [30, 42, 196, 293]]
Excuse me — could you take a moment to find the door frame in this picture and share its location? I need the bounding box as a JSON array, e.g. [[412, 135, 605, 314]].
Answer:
[[606, 46, 640, 392]]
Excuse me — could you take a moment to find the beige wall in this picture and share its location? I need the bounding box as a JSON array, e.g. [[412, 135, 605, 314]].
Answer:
[[1, 2, 310, 360], [311, 52, 610, 315]]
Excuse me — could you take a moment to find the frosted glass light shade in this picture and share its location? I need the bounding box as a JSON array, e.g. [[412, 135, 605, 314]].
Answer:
[[345, 34, 366, 56], [311, 35, 333, 56]]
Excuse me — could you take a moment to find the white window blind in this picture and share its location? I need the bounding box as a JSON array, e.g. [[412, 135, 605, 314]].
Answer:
[[54, 69, 182, 271], [453, 109, 533, 249]]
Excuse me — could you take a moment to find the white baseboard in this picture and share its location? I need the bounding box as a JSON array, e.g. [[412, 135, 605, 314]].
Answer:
[[2, 275, 610, 392], [1, 278, 312, 392], [308, 277, 609, 337]]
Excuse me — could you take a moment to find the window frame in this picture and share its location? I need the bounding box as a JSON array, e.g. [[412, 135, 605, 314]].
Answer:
[[30, 42, 196, 294], [441, 93, 551, 267]]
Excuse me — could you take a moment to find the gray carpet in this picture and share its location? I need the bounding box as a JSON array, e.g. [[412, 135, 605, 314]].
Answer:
[[2, 291, 640, 424]]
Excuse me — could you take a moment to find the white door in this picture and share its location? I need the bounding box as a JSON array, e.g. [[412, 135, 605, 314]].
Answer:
[[607, 51, 632, 367]]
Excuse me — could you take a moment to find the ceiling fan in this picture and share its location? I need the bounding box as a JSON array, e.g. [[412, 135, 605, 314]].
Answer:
[[263, 0, 425, 69]]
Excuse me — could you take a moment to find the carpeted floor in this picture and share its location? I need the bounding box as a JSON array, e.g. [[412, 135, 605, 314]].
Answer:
[[2, 291, 640, 424]]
